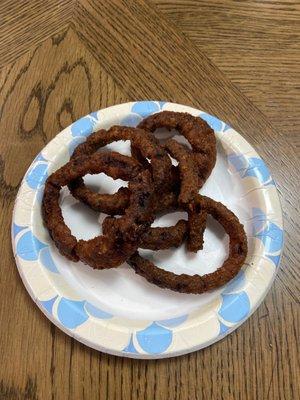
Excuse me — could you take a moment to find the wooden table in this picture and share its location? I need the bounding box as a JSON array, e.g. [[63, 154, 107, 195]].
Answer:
[[0, 1, 299, 399]]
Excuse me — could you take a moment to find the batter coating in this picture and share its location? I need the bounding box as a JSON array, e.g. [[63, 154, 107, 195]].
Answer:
[[69, 126, 172, 215], [42, 152, 154, 268], [164, 139, 207, 252], [128, 196, 247, 294], [68, 126, 194, 251], [137, 111, 217, 187]]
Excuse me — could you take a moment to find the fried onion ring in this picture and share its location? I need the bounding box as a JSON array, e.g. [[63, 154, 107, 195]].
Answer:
[[103, 139, 207, 252], [68, 126, 191, 251], [128, 196, 247, 294], [103, 139, 208, 252], [68, 126, 172, 215], [164, 139, 207, 252], [42, 151, 154, 268], [164, 139, 199, 206], [103, 212, 188, 250], [137, 111, 217, 187]]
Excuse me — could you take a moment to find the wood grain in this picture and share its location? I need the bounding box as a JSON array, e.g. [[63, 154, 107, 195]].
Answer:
[[154, 0, 300, 142], [0, 0, 74, 68], [0, 1, 299, 399]]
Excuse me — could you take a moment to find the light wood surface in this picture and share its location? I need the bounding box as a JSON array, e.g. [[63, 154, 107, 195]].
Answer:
[[0, 1, 299, 399]]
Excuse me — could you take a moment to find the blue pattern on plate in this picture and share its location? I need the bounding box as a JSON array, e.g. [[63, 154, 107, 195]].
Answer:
[[266, 254, 281, 267], [120, 114, 142, 127], [252, 218, 265, 236], [57, 298, 89, 329], [71, 116, 96, 137], [219, 321, 230, 335], [241, 158, 272, 184], [251, 208, 283, 263], [252, 207, 267, 219], [26, 163, 48, 189], [40, 247, 59, 273], [255, 221, 283, 254], [123, 334, 139, 354], [222, 271, 246, 294], [157, 315, 188, 328], [68, 136, 86, 156], [228, 154, 273, 186], [36, 186, 45, 204], [158, 101, 166, 109], [123, 101, 165, 127], [223, 123, 231, 131], [12, 223, 27, 238], [16, 230, 47, 261], [131, 101, 160, 117], [228, 154, 248, 172], [84, 302, 113, 319], [90, 111, 99, 120], [34, 153, 47, 162], [218, 292, 250, 323], [200, 112, 223, 131], [40, 296, 58, 314], [136, 322, 172, 354]]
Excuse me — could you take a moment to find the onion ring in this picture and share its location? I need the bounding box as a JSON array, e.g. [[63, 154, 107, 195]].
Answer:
[[42, 151, 154, 268], [140, 220, 188, 250], [68, 126, 190, 251], [68, 126, 172, 215], [128, 196, 247, 294], [164, 138, 199, 206], [164, 138, 207, 252], [137, 111, 217, 187], [102, 211, 188, 250]]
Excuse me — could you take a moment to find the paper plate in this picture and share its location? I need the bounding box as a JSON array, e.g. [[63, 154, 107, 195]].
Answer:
[[12, 101, 283, 358]]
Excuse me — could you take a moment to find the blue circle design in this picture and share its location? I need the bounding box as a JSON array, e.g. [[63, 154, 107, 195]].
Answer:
[[158, 101, 166, 109], [120, 114, 142, 127], [219, 321, 230, 335], [255, 220, 283, 254], [131, 101, 160, 118], [84, 302, 113, 319], [228, 155, 274, 187], [26, 163, 48, 189], [16, 230, 47, 261], [89, 111, 99, 120], [136, 322, 172, 354], [71, 117, 95, 137], [242, 157, 272, 185], [266, 254, 281, 267], [227, 154, 248, 172], [12, 223, 27, 238], [57, 298, 89, 329], [123, 334, 139, 354], [40, 296, 58, 314], [223, 123, 231, 131], [218, 292, 250, 323], [34, 153, 47, 162], [200, 113, 223, 131], [252, 218, 266, 237], [40, 247, 59, 273], [36, 186, 45, 204], [258, 231, 283, 254]]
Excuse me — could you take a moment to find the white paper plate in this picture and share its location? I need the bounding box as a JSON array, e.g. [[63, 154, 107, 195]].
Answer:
[[12, 101, 283, 358]]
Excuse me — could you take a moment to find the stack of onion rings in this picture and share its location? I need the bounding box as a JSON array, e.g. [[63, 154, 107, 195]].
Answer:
[[42, 111, 247, 294]]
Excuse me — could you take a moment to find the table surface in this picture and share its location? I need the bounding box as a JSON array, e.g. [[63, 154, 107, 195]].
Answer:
[[0, 1, 299, 399]]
